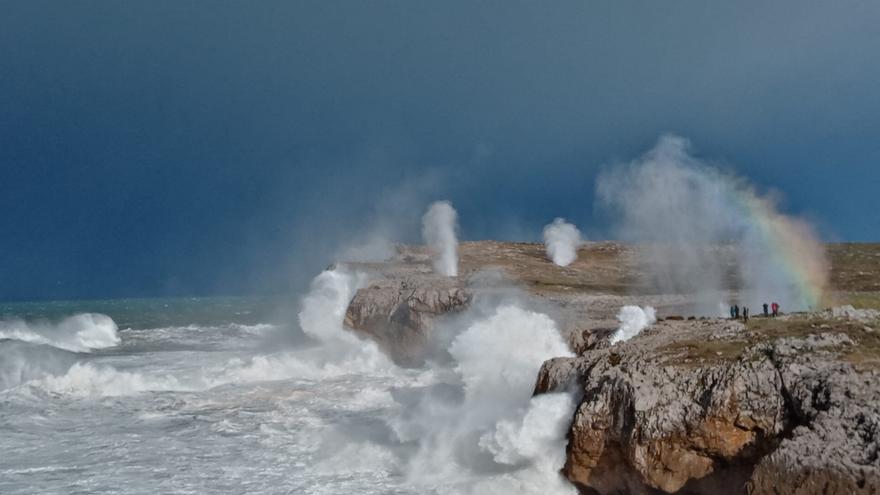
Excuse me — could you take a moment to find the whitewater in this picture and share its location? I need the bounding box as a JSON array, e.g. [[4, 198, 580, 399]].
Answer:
[[0, 271, 576, 494]]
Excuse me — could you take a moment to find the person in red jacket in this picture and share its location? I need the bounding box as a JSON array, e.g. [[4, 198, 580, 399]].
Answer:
[[771, 302, 780, 317]]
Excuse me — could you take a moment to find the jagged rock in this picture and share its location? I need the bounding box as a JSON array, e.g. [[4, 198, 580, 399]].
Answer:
[[339, 241, 880, 492], [829, 305, 880, 322], [344, 276, 471, 366], [535, 320, 880, 494]]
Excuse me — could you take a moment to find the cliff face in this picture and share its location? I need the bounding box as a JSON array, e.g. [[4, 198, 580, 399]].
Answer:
[[339, 241, 880, 493], [536, 317, 880, 494]]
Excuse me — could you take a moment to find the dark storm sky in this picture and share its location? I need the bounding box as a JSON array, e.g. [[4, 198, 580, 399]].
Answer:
[[2, 1, 879, 301]]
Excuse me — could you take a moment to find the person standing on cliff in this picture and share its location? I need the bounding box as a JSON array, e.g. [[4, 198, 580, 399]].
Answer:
[[763, 303, 769, 317], [734, 304, 740, 319], [771, 302, 779, 317], [730, 305, 736, 319], [743, 306, 749, 322]]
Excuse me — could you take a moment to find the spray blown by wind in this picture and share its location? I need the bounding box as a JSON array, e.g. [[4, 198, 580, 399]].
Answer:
[[392, 303, 577, 494], [422, 200, 459, 277], [543, 218, 583, 267], [610, 306, 657, 345], [597, 135, 828, 313], [273, 269, 579, 493]]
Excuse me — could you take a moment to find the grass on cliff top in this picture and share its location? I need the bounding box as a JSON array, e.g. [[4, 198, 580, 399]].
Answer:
[[660, 315, 880, 370], [385, 242, 880, 295], [828, 243, 880, 293], [660, 339, 749, 366], [749, 316, 880, 370], [835, 291, 880, 310]]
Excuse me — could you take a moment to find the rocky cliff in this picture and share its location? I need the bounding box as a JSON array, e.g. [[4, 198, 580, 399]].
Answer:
[[536, 314, 880, 494], [339, 241, 880, 493]]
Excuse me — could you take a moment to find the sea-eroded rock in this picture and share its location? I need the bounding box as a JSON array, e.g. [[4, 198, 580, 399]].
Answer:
[[344, 276, 471, 365], [338, 241, 880, 493], [536, 319, 880, 494]]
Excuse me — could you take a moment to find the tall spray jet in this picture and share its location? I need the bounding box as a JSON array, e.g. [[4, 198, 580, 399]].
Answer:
[[597, 135, 828, 313], [422, 201, 459, 277], [543, 218, 583, 266], [609, 306, 656, 345]]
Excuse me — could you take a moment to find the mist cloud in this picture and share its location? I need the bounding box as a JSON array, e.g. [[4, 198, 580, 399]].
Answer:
[[597, 135, 828, 313]]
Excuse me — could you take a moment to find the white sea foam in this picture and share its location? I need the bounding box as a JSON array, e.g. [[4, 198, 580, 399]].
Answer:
[[0, 313, 119, 352], [0, 341, 77, 390], [7, 270, 398, 398], [475, 392, 577, 494], [393, 304, 577, 494], [35, 363, 190, 397], [449, 306, 571, 406], [201, 268, 397, 387], [1, 271, 582, 494]]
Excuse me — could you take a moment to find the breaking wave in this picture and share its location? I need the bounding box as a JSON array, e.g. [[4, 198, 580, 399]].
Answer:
[[34, 363, 189, 397], [391, 304, 577, 494], [0, 313, 119, 352], [0, 313, 192, 396], [0, 339, 189, 396], [2, 270, 395, 398], [0, 341, 78, 390], [201, 268, 398, 387], [2, 270, 581, 493]]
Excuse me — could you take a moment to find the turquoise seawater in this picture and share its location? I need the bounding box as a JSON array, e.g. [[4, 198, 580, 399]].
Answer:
[[0, 295, 288, 330]]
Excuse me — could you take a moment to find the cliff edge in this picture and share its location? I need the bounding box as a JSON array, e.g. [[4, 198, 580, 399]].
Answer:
[[536, 314, 880, 494], [339, 241, 880, 493]]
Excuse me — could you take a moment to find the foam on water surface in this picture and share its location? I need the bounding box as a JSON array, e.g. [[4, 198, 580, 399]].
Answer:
[[0, 272, 577, 494]]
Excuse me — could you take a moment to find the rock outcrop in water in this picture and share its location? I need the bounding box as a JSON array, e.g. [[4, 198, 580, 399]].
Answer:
[[340, 241, 880, 493], [344, 276, 470, 366]]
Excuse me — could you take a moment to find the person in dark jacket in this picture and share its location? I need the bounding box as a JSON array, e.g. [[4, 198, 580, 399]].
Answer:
[[743, 306, 749, 322], [734, 304, 740, 319], [730, 305, 736, 319], [763, 303, 769, 317]]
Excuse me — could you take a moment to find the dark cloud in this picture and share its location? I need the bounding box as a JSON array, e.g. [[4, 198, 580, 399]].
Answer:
[[1, 1, 878, 300]]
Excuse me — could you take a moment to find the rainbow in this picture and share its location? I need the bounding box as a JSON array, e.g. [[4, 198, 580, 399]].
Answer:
[[731, 188, 829, 311]]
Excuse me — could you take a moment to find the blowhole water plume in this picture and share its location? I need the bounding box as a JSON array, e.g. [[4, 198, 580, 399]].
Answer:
[[610, 305, 656, 344], [422, 200, 459, 277], [543, 218, 583, 266], [597, 135, 828, 314]]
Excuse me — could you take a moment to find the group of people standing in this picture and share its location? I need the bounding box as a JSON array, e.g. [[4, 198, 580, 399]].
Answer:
[[730, 302, 779, 321]]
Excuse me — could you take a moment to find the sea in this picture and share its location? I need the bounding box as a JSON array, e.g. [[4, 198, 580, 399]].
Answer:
[[0, 269, 577, 495]]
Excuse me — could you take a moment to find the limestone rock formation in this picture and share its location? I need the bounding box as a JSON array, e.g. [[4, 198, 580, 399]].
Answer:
[[536, 318, 880, 494], [344, 276, 471, 366], [339, 241, 880, 493]]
